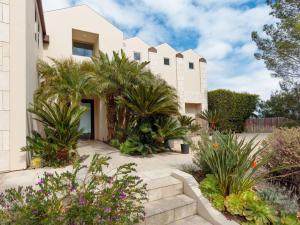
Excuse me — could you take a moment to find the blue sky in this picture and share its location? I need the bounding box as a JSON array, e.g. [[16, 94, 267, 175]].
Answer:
[[42, 0, 280, 100]]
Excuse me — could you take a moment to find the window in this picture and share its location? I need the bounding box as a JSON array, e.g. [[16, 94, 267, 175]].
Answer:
[[72, 42, 94, 57], [34, 7, 40, 46], [189, 62, 194, 69], [133, 52, 141, 61], [164, 57, 170, 65]]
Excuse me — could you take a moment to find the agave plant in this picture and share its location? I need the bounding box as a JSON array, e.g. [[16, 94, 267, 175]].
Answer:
[[197, 110, 220, 130]]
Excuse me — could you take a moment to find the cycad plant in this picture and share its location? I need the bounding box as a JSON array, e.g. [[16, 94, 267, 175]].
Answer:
[[23, 100, 87, 166], [197, 110, 220, 130], [117, 78, 179, 120], [117, 79, 183, 155]]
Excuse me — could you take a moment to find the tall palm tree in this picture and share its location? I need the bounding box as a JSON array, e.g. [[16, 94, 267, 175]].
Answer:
[[36, 58, 98, 106], [91, 50, 151, 139]]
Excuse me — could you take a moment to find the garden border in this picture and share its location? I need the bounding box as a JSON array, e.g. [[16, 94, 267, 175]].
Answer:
[[171, 170, 239, 225]]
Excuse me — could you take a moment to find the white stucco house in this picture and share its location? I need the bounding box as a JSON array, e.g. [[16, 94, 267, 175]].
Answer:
[[0, 1, 207, 172]]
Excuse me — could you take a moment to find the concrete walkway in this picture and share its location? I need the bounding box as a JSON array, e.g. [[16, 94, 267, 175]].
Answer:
[[0, 133, 269, 191], [0, 141, 193, 191]]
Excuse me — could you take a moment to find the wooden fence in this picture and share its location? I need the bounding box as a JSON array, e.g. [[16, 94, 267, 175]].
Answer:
[[244, 117, 287, 133]]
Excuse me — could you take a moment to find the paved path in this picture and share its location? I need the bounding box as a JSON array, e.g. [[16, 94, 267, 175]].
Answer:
[[0, 133, 270, 191], [0, 141, 193, 191]]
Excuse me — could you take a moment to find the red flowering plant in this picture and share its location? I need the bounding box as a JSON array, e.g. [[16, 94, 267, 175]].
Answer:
[[0, 154, 147, 225]]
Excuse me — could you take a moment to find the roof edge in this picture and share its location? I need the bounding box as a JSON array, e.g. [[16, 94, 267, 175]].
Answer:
[[36, 0, 48, 43]]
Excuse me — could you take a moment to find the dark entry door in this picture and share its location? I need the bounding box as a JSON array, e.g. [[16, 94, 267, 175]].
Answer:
[[79, 99, 95, 140]]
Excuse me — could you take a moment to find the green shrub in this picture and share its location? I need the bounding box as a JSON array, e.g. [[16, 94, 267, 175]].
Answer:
[[194, 131, 269, 196], [0, 154, 147, 225], [110, 138, 120, 149], [199, 175, 225, 211], [262, 128, 300, 192], [208, 89, 259, 132], [200, 175, 279, 224], [22, 100, 87, 166], [280, 214, 300, 225]]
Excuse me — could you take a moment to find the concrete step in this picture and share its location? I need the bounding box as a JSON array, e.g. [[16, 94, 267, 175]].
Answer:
[[146, 176, 183, 202], [142, 194, 196, 225], [168, 215, 213, 225]]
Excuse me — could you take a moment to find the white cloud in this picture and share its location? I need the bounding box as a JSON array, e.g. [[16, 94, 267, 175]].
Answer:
[[41, 0, 279, 99]]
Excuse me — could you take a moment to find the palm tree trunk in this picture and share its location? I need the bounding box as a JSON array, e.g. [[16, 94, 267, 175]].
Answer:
[[106, 95, 116, 140]]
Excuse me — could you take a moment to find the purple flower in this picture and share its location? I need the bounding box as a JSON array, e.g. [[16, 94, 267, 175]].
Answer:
[[120, 191, 127, 200], [45, 172, 53, 176], [79, 194, 86, 206], [70, 184, 76, 192], [36, 178, 44, 185], [104, 207, 112, 213]]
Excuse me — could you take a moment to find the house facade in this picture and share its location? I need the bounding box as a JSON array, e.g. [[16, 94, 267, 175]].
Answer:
[[0, 2, 207, 172]]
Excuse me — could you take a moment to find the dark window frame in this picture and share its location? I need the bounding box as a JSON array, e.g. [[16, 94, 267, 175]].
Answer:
[[72, 41, 94, 57], [164, 57, 170, 65], [189, 62, 194, 69], [133, 52, 141, 61]]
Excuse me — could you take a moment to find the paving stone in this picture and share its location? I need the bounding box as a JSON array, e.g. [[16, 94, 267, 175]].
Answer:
[[168, 215, 212, 225]]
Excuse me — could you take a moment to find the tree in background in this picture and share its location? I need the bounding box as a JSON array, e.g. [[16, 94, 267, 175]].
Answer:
[[252, 0, 300, 83], [257, 82, 300, 121], [208, 89, 259, 132], [252, 0, 300, 121]]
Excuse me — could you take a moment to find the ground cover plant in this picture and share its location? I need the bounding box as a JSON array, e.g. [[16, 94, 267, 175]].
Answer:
[[0, 154, 147, 225], [192, 131, 300, 225]]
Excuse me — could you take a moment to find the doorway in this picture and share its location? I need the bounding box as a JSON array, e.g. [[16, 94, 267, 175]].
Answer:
[[79, 99, 95, 140]]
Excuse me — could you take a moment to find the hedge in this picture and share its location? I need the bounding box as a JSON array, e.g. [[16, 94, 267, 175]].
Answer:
[[208, 89, 259, 132]]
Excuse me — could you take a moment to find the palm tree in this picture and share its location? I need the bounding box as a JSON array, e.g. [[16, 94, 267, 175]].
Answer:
[[36, 58, 98, 106], [197, 109, 220, 130], [91, 50, 150, 139]]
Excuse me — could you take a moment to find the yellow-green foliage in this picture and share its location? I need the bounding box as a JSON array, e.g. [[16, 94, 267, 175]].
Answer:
[[200, 176, 279, 224]]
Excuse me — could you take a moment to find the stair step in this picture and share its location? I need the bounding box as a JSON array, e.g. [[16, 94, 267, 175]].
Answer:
[[168, 215, 212, 225], [143, 194, 196, 225], [147, 176, 183, 202]]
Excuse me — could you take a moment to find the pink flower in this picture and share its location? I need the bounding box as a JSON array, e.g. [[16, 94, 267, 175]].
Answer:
[[36, 178, 44, 185], [120, 191, 127, 200], [104, 207, 112, 213]]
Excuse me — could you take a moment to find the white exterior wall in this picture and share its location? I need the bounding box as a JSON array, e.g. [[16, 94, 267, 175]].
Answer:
[[123, 38, 207, 115], [43, 5, 123, 60], [123, 37, 149, 62], [0, 0, 42, 171], [0, 0, 10, 171]]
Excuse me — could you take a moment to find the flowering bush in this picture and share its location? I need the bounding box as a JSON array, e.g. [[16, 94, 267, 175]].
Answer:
[[0, 154, 147, 225], [193, 131, 269, 196]]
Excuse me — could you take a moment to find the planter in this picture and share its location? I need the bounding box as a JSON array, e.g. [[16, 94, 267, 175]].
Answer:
[[181, 143, 189, 154], [57, 148, 69, 161]]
